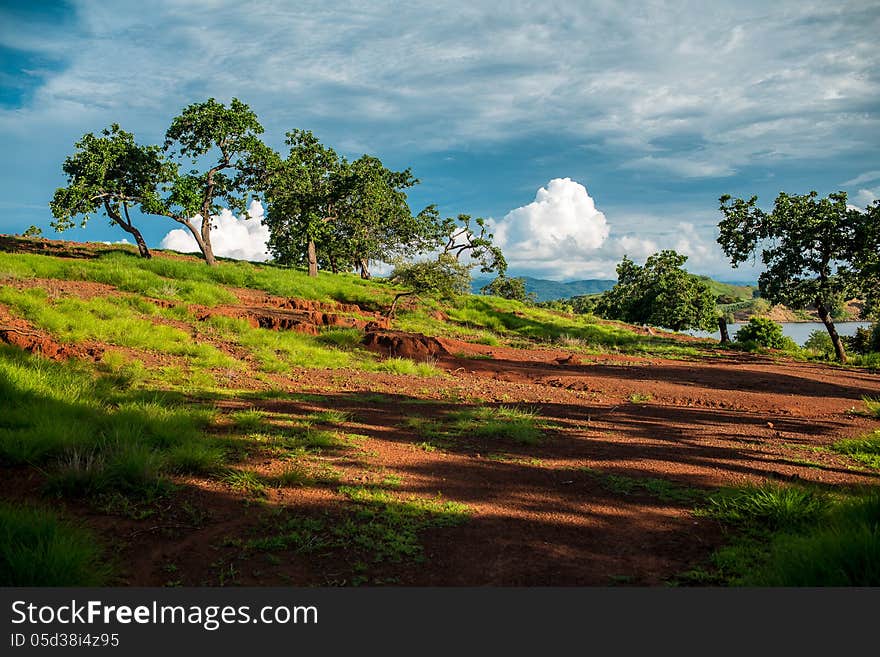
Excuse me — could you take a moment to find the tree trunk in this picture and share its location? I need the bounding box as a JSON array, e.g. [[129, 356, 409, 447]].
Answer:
[[105, 202, 151, 258], [199, 215, 217, 266], [359, 258, 371, 280], [329, 254, 339, 275], [307, 239, 318, 277], [717, 316, 730, 345], [388, 291, 415, 318], [179, 218, 214, 266], [816, 300, 847, 363]]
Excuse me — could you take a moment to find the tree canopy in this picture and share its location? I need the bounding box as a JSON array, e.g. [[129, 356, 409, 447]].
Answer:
[[594, 250, 717, 332], [160, 97, 265, 266], [49, 124, 170, 259], [717, 190, 856, 361]]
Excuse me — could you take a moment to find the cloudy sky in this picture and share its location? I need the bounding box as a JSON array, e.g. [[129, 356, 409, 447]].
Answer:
[[1, 0, 878, 282]]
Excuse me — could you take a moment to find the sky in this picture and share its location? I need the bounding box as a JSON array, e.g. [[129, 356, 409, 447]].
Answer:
[[1, 0, 878, 282]]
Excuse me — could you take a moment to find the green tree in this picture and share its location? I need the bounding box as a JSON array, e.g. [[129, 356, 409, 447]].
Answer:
[[848, 200, 880, 319], [717, 191, 856, 362], [161, 98, 265, 266], [481, 275, 535, 303], [50, 124, 169, 258], [260, 129, 344, 277], [387, 254, 472, 316], [334, 155, 431, 279], [595, 250, 717, 331], [434, 213, 507, 276]]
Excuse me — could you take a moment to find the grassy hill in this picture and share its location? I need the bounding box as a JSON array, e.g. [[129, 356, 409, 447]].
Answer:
[[2, 236, 878, 589]]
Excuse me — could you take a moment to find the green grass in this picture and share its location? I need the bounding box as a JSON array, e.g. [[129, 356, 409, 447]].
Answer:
[[0, 503, 109, 585], [0, 249, 394, 309], [576, 468, 703, 504], [683, 482, 880, 586], [307, 409, 351, 425], [245, 487, 469, 569], [862, 397, 880, 418], [221, 469, 268, 497], [451, 405, 544, 445], [831, 431, 880, 469], [0, 286, 237, 370], [0, 345, 222, 497], [203, 315, 358, 372], [371, 357, 446, 377], [229, 408, 270, 432]]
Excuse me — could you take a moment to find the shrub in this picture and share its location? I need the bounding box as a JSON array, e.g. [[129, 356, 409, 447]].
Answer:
[[389, 254, 471, 299], [735, 317, 785, 349], [481, 276, 535, 303], [804, 330, 835, 357]]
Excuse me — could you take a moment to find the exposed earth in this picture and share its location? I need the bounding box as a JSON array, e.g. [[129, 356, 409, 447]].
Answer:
[[2, 244, 880, 586]]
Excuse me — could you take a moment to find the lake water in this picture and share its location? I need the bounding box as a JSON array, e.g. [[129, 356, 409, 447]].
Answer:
[[684, 321, 873, 346]]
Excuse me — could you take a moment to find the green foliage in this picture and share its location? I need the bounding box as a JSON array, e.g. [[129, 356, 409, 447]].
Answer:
[[734, 317, 785, 349], [162, 98, 266, 265], [848, 200, 880, 317], [803, 329, 835, 358], [832, 430, 880, 469], [0, 503, 109, 585], [844, 324, 880, 355], [50, 124, 170, 257], [21, 225, 43, 238], [718, 190, 856, 361], [594, 250, 718, 331], [389, 254, 472, 299], [695, 484, 880, 586], [481, 275, 535, 303], [433, 213, 507, 276]]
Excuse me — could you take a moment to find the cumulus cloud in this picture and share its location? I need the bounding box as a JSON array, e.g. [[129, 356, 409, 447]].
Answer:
[[492, 179, 730, 279], [492, 178, 609, 276], [160, 200, 270, 262]]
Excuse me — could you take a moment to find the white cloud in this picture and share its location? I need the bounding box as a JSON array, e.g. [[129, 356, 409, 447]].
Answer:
[[856, 188, 879, 206], [492, 178, 610, 276], [841, 171, 880, 187], [159, 200, 270, 262], [491, 180, 736, 279]]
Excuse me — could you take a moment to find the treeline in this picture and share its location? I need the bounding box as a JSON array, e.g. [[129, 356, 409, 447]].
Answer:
[[49, 98, 506, 280]]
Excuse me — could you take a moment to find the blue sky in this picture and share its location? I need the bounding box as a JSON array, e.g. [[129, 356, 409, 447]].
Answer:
[[1, 0, 878, 282]]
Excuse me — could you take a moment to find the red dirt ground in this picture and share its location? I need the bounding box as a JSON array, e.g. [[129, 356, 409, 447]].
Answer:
[[2, 250, 879, 586]]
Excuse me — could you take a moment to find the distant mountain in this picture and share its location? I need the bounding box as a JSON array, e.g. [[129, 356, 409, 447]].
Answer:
[[471, 276, 616, 302], [473, 275, 757, 303]]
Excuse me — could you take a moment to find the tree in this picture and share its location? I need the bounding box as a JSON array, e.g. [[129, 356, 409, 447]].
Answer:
[[334, 155, 431, 279], [717, 191, 857, 362], [594, 250, 717, 331], [848, 199, 880, 319], [387, 254, 472, 316], [50, 124, 168, 258], [434, 213, 507, 276], [481, 275, 535, 303], [161, 98, 265, 266], [260, 129, 344, 277]]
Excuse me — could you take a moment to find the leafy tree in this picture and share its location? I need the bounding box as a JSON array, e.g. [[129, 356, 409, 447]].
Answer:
[[594, 250, 717, 331], [848, 200, 880, 319], [387, 254, 472, 316], [717, 191, 857, 362], [481, 275, 535, 303], [259, 129, 342, 277], [50, 124, 169, 258], [735, 317, 786, 349], [434, 213, 507, 276], [160, 98, 265, 266], [334, 155, 432, 279]]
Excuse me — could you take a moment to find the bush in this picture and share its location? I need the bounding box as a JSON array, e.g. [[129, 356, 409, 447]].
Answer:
[[804, 330, 835, 357], [735, 317, 785, 349], [389, 254, 471, 299], [480, 275, 535, 303], [844, 324, 880, 355]]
